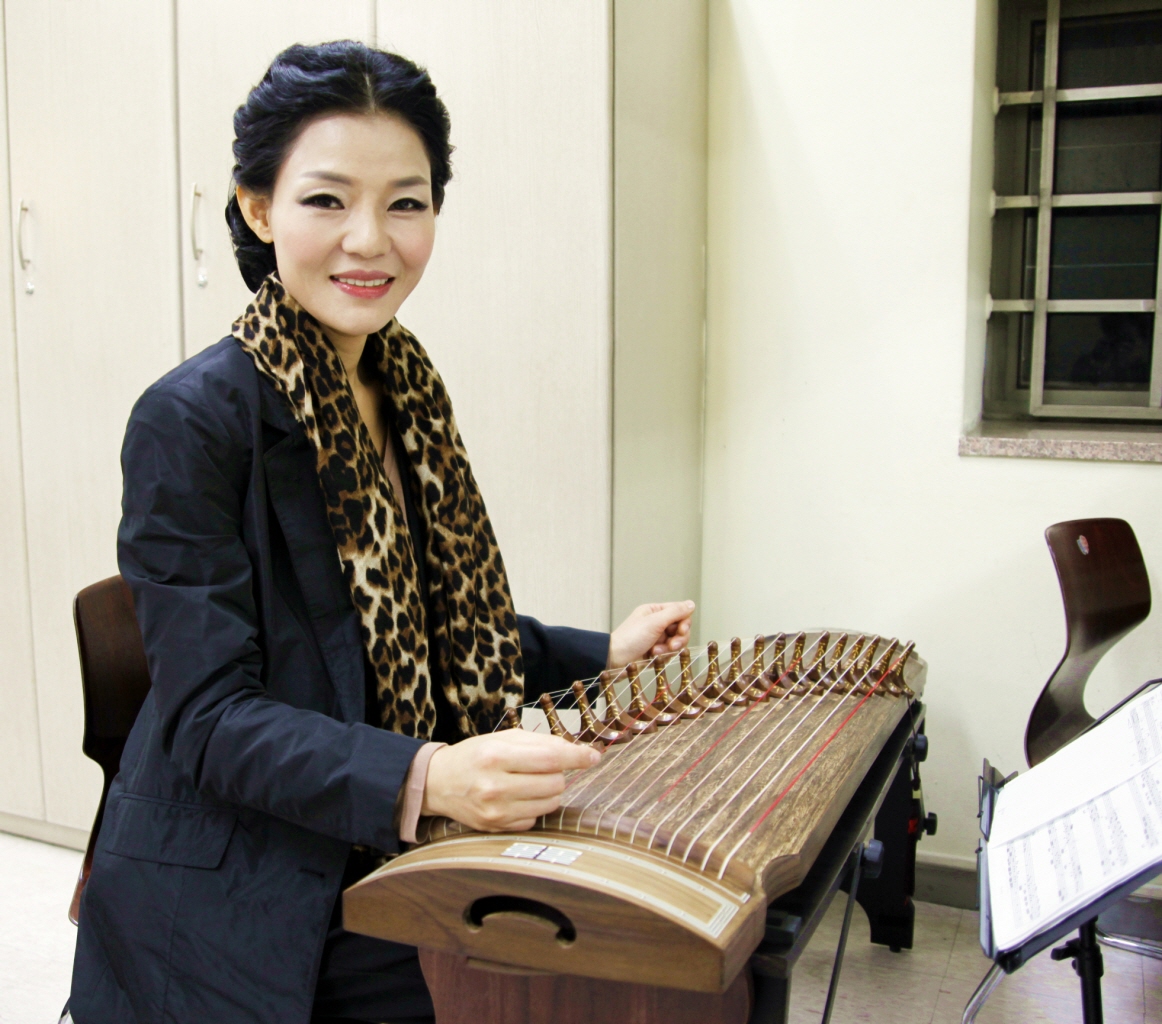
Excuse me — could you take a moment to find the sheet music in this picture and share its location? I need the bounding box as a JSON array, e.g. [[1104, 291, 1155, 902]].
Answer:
[[987, 685, 1162, 952]]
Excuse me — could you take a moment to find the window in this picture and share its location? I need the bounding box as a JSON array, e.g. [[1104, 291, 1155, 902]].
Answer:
[[985, 0, 1162, 420]]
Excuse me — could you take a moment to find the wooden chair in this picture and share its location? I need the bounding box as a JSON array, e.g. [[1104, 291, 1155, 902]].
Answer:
[[1024, 517, 1151, 768], [68, 575, 151, 924], [1005, 519, 1156, 1019]]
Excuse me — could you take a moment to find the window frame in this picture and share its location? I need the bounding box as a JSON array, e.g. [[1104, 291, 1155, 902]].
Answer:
[[986, 0, 1162, 421]]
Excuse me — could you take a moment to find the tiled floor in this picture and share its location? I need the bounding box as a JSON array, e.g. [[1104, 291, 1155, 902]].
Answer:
[[2, 829, 1159, 1023], [788, 895, 1162, 1023], [0, 832, 79, 1024]]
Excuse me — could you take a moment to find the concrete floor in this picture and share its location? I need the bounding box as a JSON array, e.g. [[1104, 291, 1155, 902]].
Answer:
[[2, 829, 1159, 1023]]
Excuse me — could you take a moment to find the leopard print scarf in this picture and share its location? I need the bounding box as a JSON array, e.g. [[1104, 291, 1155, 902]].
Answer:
[[233, 274, 523, 739]]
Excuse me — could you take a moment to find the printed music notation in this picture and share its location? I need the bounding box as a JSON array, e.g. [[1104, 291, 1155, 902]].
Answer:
[[986, 685, 1162, 952]]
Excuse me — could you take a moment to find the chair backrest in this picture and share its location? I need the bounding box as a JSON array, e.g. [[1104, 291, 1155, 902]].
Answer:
[[1025, 518, 1151, 767], [69, 574, 151, 923]]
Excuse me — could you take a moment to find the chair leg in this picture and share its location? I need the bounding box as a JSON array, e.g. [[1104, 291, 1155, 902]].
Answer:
[[1097, 894, 1162, 960], [1097, 931, 1162, 961]]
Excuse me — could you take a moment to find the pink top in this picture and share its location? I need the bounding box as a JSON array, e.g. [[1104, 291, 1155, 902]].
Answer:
[[398, 740, 445, 843]]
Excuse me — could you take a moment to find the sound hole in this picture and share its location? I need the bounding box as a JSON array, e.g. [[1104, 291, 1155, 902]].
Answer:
[[464, 895, 577, 945]]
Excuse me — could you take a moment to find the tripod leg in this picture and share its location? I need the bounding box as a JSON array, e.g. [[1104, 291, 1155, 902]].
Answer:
[[960, 963, 1004, 1024]]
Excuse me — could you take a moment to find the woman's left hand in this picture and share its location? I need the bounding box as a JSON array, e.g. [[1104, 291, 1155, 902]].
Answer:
[[607, 601, 695, 669]]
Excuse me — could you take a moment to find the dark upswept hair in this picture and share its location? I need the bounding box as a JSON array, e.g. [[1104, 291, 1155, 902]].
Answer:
[[226, 40, 452, 291]]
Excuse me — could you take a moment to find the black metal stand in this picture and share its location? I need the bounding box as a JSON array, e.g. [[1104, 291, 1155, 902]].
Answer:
[[748, 703, 928, 1024], [851, 758, 913, 950], [850, 729, 936, 951], [1051, 919, 1104, 1024]]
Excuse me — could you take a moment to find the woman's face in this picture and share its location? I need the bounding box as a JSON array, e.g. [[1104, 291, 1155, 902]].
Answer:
[[239, 112, 437, 351]]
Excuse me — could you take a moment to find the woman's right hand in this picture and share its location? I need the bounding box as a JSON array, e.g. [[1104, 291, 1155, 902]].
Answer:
[[421, 729, 600, 832]]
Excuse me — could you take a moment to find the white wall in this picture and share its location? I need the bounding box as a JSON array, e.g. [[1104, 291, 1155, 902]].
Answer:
[[704, 0, 1162, 869], [378, 1, 613, 631], [611, 0, 708, 628]]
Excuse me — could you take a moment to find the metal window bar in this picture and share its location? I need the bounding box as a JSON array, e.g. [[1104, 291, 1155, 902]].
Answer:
[[1029, 0, 1061, 413], [992, 299, 1156, 312], [994, 192, 1162, 209], [987, 1, 1162, 419], [997, 82, 1162, 106], [1152, 193, 1162, 409]]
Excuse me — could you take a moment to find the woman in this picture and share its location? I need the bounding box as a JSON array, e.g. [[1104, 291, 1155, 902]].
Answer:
[[68, 41, 693, 1024]]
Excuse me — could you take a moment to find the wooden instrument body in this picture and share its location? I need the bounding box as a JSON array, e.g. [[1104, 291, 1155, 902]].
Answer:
[[344, 630, 926, 994], [344, 831, 762, 992]]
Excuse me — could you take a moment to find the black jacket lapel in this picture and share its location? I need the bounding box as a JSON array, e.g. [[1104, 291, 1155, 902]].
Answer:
[[260, 386, 364, 725]]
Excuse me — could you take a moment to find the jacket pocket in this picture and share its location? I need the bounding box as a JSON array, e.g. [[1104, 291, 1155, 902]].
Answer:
[[102, 793, 237, 869]]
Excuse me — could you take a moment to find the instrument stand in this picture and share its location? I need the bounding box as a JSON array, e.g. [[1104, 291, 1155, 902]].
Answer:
[[853, 730, 936, 951], [750, 702, 927, 1024]]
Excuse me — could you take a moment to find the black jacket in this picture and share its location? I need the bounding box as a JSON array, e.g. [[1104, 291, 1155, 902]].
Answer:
[[69, 338, 607, 1023]]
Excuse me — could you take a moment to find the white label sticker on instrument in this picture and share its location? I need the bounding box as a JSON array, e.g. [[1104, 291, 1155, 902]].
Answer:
[[535, 847, 582, 866], [501, 842, 547, 860]]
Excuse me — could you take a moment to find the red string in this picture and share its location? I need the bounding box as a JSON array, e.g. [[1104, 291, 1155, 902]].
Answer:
[[654, 657, 803, 804], [745, 660, 900, 835]]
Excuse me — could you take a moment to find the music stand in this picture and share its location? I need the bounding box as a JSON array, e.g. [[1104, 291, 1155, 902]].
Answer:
[[969, 519, 1154, 1022], [964, 679, 1162, 1024]]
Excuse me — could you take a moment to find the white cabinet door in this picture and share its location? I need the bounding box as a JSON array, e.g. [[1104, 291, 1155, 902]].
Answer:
[[176, 1, 375, 355], [0, 10, 41, 823], [376, 1, 613, 631], [6, 0, 183, 829]]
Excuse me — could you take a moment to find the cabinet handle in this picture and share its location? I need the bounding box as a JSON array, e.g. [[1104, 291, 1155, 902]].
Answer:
[[17, 200, 30, 270], [190, 183, 203, 260]]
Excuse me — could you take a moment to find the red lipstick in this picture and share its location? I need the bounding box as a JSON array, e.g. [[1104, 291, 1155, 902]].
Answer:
[[330, 269, 394, 300]]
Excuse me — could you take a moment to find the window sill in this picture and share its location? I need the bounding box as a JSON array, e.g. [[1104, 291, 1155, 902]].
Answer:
[[960, 421, 1162, 464]]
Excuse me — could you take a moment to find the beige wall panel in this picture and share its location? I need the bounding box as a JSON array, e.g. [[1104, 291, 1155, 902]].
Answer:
[[377, 2, 612, 630], [0, 9, 41, 821], [176, 0, 375, 355], [6, 0, 183, 829], [704, 0, 1162, 869], [611, 0, 707, 628]]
